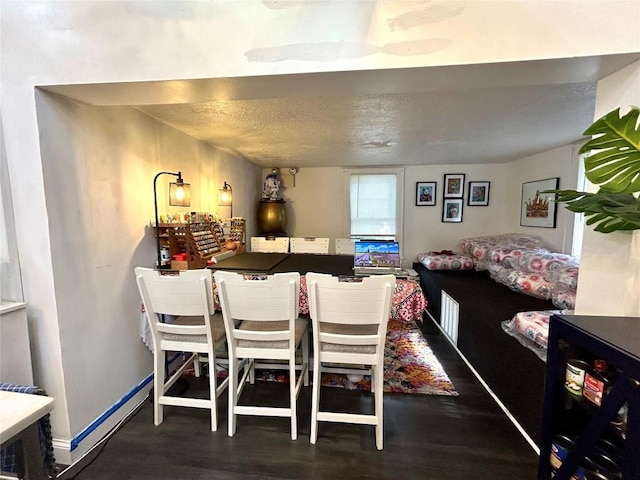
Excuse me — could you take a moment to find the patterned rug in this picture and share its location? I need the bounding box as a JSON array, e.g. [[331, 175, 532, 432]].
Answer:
[[257, 319, 458, 396]]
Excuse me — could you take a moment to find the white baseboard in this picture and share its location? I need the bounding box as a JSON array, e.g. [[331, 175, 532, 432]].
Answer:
[[425, 311, 540, 455]]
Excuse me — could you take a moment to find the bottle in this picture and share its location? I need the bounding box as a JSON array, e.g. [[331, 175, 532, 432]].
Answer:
[[583, 359, 610, 407], [566, 359, 590, 396], [160, 247, 170, 267]]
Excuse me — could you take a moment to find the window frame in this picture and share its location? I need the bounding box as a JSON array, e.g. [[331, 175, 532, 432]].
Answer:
[[343, 167, 405, 246]]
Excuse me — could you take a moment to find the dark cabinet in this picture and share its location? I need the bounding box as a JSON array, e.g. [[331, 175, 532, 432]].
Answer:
[[538, 314, 640, 480]]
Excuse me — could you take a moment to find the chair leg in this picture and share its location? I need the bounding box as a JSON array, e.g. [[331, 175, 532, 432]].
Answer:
[[302, 328, 310, 387], [310, 359, 321, 444], [154, 349, 165, 426], [374, 364, 384, 450], [228, 354, 238, 437], [289, 357, 297, 440], [193, 355, 202, 378], [370, 364, 375, 394], [208, 350, 218, 432]]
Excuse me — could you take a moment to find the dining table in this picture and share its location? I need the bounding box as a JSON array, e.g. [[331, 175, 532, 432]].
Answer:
[[140, 253, 427, 350]]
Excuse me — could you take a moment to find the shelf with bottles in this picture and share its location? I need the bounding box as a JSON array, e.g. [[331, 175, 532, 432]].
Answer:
[[538, 314, 640, 480], [185, 221, 223, 261], [153, 214, 246, 269], [210, 217, 246, 253]]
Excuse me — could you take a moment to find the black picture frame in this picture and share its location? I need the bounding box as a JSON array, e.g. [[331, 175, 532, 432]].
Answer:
[[468, 181, 490, 206], [416, 181, 437, 206], [443, 173, 465, 198], [442, 198, 463, 223], [520, 177, 559, 228]]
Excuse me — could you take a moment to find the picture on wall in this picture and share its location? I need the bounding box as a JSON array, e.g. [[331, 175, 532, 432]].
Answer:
[[442, 198, 463, 223], [468, 181, 490, 206], [520, 177, 559, 228], [444, 174, 465, 198], [416, 181, 437, 206]]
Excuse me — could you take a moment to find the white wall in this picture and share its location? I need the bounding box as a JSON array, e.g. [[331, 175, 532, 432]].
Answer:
[[2, 0, 639, 463], [34, 91, 259, 457], [279, 168, 347, 243], [504, 144, 579, 253], [273, 156, 577, 263], [574, 60, 640, 316], [403, 164, 508, 260]]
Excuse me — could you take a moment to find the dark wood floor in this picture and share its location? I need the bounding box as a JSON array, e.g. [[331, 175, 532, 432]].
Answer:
[[65, 320, 539, 480]]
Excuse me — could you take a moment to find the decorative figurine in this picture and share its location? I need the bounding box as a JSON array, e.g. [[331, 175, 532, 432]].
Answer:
[[262, 168, 281, 200]]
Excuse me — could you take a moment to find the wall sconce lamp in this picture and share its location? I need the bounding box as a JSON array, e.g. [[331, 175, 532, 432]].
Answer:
[[218, 181, 233, 218], [154, 171, 190, 269]]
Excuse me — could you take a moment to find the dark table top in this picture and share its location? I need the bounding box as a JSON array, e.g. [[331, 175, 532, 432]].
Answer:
[[270, 254, 353, 276], [210, 252, 354, 276], [209, 252, 289, 272]]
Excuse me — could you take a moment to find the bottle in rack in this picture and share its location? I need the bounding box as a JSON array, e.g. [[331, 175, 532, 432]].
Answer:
[[583, 359, 612, 407]]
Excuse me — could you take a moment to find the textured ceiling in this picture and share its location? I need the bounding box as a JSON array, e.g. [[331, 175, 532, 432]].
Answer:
[[44, 53, 640, 169]]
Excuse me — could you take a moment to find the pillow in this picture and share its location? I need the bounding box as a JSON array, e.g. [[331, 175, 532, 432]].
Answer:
[[556, 269, 579, 291], [417, 252, 474, 271], [489, 246, 529, 269], [519, 251, 578, 273], [487, 263, 512, 284], [457, 234, 549, 270], [552, 289, 577, 309], [511, 272, 554, 300], [512, 310, 554, 349]]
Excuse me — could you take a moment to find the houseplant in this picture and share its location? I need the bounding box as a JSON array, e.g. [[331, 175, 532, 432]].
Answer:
[[547, 106, 640, 233]]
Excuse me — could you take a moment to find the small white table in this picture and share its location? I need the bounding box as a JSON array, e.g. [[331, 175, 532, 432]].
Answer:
[[0, 390, 54, 480]]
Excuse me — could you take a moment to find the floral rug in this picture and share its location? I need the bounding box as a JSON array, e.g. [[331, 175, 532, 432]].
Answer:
[[257, 319, 458, 396]]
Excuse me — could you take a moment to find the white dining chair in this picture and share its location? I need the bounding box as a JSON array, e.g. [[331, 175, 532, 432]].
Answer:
[[250, 236, 290, 253], [306, 272, 395, 450], [214, 270, 309, 440], [289, 237, 330, 254], [135, 267, 229, 431], [334, 238, 356, 255]]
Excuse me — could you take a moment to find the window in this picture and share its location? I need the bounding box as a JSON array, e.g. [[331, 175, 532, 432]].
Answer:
[[1, 151, 23, 302], [348, 170, 403, 241], [571, 152, 587, 259]]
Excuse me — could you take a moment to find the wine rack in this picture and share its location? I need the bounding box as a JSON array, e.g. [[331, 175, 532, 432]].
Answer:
[[538, 314, 640, 480]]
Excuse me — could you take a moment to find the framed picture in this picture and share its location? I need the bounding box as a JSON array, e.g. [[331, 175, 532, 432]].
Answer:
[[416, 181, 437, 206], [442, 198, 463, 223], [468, 181, 490, 206], [444, 174, 465, 198], [520, 177, 559, 228]]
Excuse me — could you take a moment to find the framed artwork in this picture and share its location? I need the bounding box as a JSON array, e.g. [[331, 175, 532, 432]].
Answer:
[[442, 198, 463, 223], [444, 174, 465, 198], [468, 181, 490, 206], [416, 181, 437, 206], [520, 177, 559, 228]]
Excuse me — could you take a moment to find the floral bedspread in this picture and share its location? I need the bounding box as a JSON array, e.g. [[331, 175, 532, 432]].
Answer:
[[299, 277, 426, 327]]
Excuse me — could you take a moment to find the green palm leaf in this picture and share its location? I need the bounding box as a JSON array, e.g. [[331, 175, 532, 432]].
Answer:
[[551, 189, 640, 233], [545, 106, 640, 233], [579, 107, 640, 193]]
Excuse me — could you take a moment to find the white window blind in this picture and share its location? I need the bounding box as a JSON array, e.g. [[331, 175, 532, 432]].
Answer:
[[349, 173, 397, 238]]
